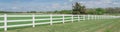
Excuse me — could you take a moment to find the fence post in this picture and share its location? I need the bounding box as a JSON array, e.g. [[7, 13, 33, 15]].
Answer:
[[95, 15, 96, 20], [99, 15, 101, 20], [102, 15, 103, 19], [92, 15, 93, 19], [78, 15, 80, 22], [100, 15, 101, 19], [87, 15, 89, 20], [71, 15, 73, 23], [4, 14, 7, 32], [62, 14, 65, 24], [99, 15, 100, 19], [50, 14, 53, 25], [32, 14, 35, 27], [82, 15, 85, 20]]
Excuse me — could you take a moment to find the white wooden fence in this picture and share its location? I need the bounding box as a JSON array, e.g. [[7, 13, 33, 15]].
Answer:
[[0, 14, 120, 31]]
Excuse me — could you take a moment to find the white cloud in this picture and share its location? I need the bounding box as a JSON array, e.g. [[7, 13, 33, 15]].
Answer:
[[113, 2, 119, 4], [12, 7, 18, 9], [69, 0, 73, 2], [52, 3, 61, 8], [63, 2, 68, 5], [78, 1, 86, 4], [76, 0, 120, 8], [102, 0, 112, 4]]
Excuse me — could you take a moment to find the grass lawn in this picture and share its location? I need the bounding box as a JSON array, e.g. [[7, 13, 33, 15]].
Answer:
[[0, 18, 120, 32]]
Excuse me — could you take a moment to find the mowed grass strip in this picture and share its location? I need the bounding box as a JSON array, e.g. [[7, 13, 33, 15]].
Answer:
[[0, 18, 119, 32]]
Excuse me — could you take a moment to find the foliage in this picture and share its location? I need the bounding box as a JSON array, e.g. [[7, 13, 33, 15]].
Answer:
[[95, 8, 106, 15], [53, 10, 72, 14], [0, 11, 5, 13], [86, 8, 106, 15], [105, 7, 120, 14], [27, 11, 37, 13], [72, 2, 86, 14], [86, 9, 96, 14]]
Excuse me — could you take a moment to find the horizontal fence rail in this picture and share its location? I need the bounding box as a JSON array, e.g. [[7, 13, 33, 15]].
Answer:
[[0, 14, 120, 32]]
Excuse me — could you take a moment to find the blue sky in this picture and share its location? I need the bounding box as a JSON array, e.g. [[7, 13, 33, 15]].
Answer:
[[0, 0, 120, 12]]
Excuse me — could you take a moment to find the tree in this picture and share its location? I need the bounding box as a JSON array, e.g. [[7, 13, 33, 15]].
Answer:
[[86, 9, 96, 14], [0, 11, 5, 13], [95, 8, 105, 15], [53, 10, 72, 14], [72, 2, 86, 15], [27, 11, 36, 13], [59, 10, 72, 14], [105, 7, 120, 14]]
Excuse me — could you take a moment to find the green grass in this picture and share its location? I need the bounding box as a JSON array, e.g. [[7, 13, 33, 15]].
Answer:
[[0, 18, 120, 32]]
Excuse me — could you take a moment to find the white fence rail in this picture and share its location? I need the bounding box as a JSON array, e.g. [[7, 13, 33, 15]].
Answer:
[[0, 14, 120, 31]]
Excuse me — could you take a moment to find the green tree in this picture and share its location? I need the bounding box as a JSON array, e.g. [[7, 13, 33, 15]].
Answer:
[[28, 11, 36, 13], [95, 8, 105, 15], [72, 2, 86, 14], [59, 10, 72, 14], [105, 7, 120, 14], [0, 11, 5, 13], [86, 9, 96, 14], [53, 10, 72, 14]]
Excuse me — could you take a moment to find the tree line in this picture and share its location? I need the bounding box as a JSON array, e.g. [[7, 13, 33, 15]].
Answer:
[[72, 2, 120, 15], [0, 2, 120, 15]]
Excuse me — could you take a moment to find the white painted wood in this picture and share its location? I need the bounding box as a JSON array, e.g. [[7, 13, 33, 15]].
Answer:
[[4, 14, 7, 32], [62, 14, 65, 24], [71, 15, 73, 23], [87, 15, 90, 20], [82, 15, 85, 20], [78, 15, 80, 22], [0, 18, 50, 23], [50, 14, 53, 25], [32, 14, 35, 27]]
